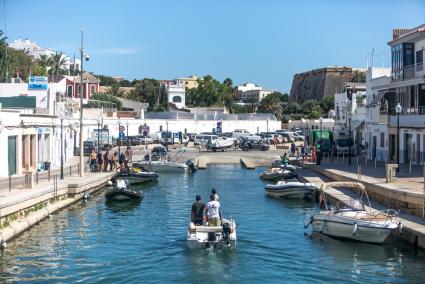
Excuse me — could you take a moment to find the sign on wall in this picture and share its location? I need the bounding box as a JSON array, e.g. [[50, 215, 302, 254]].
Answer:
[[28, 76, 48, 90]]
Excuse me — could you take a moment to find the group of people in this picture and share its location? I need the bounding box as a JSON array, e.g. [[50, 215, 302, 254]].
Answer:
[[191, 189, 221, 226], [88, 146, 133, 172]]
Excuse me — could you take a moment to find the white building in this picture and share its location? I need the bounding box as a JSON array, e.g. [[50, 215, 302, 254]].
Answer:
[[236, 83, 274, 104], [8, 38, 81, 73], [166, 83, 186, 109]]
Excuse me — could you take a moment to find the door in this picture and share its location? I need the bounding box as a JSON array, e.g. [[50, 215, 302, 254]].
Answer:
[[372, 136, 377, 159], [8, 136, 17, 175], [416, 134, 420, 164], [405, 134, 413, 163]]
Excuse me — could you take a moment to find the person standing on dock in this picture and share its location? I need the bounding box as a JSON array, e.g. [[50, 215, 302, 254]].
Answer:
[[103, 150, 110, 172], [205, 194, 221, 227], [191, 195, 205, 226]]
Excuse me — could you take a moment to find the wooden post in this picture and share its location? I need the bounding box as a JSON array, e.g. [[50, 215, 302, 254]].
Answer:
[[8, 175, 11, 192]]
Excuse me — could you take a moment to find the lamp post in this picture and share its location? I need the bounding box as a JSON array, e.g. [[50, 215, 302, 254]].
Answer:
[[59, 110, 65, 179], [396, 102, 402, 172], [266, 118, 269, 133], [319, 117, 323, 144], [126, 120, 129, 146], [166, 120, 169, 150], [348, 114, 352, 165], [96, 117, 101, 153], [118, 118, 121, 158]]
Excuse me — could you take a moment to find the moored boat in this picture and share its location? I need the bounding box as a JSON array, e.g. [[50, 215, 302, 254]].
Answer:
[[105, 179, 143, 201], [133, 160, 188, 173], [187, 218, 237, 249], [305, 182, 401, 244], [265, 181, 317, 198], [260, 168, 298, 181], [114, 169, 158, 184]]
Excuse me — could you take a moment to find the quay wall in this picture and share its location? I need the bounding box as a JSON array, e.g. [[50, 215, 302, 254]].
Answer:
[[0, 173, 114, 244]]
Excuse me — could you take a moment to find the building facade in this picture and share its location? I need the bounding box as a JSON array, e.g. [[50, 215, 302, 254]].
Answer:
[[176, 76, 199, 90], [166, 83, 186, 109]]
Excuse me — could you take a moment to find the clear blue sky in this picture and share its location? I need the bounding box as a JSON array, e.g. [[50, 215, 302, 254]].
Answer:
[[2, 0, 424, 92]]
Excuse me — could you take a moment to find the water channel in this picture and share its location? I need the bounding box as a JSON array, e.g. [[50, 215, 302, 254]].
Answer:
[[0, 165, 424, 283]]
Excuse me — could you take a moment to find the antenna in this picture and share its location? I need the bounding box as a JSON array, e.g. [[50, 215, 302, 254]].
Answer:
[[371, 47, 375, 67]]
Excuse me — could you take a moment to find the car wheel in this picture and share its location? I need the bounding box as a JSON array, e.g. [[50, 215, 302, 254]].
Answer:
[[243, 146, 248, 151]]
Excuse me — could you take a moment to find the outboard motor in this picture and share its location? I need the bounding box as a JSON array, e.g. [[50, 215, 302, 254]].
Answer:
[[222, 222, 232, 246], [186, 160, 197, 172]]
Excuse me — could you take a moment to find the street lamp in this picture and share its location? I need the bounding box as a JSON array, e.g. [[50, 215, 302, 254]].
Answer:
[[59, 110, 65, 180], [396, 102, 402, 172], [118, 118, 121, 158], [96, 116, 102, 153], [348, 112, 352, 165], [126, 120, 129, 146], [166, 120, 169, 150], [266, 118, 269, 133]]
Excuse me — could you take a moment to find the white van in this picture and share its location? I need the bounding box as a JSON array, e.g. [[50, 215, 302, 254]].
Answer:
[[232, 129, 250, 138], [194, 134, 219, 145]]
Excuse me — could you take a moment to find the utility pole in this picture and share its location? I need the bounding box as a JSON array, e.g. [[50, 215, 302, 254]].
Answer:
[[79, 28, 84, 177]]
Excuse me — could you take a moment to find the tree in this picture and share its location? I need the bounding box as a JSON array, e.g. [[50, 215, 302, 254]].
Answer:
[[186, 75, 233, 108], [36, 54, 52, 69], [131, 79, 169, 111], [107, 83, 125, 97], [351, 70, 366, 83], [49, 52, 67, 75], [320, 96, 334, 114], [257, 92, 284, 120], [285, 101, 301, 114], [90, 92, 123, 110]]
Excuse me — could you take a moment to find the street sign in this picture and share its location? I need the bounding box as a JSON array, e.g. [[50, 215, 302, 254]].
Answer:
[[216, 121, 222, 134], [119, 131, 125, 140], [142, 123, 150, 137], [119, 126, 125, 132]]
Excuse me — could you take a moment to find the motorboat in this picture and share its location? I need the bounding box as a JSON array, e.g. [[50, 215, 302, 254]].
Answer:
[[105, 179, 143, 201], [133, 160, 188, 173], [271, 160, 297, 172], [265, 181, 317, 198], [187, 218, 237, 249], [114, 168, 158, 184], [260, 168, 298, 181], [305, 182, 401, 244], [208, 138, 235, 152]]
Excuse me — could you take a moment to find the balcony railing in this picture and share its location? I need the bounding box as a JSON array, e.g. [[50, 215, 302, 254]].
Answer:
[[389, 106, 425, 116], [403, 65, 415, 80], [417, 62, 423, 72]]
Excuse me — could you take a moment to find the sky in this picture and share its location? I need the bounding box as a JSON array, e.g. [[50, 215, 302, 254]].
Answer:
[[1, 0, 425, 92]]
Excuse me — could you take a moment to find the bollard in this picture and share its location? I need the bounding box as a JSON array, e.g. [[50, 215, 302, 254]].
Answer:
[[48, 168, 51, 181], [409, 161, 412, 174], [365, 156, 368, 167], [342, 151, 345, 163], [36, 171, 39, 185], [374, 158, 377, 169], [9, 175, 11, 192]]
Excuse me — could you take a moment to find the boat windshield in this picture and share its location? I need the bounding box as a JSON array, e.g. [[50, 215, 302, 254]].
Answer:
[[336, 187, 369, 211]]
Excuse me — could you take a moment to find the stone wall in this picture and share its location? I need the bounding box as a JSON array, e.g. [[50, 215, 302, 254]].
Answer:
[[290, 67, 354, 103]]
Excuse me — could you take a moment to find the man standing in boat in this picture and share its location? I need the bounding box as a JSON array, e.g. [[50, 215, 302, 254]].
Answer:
[[205, 194, 221, 226], [191, 195, 205, 226]]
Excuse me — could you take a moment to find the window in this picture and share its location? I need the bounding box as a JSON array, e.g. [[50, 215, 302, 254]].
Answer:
[[90, 85, 95, 95], [417, 50, 423, 72], [78, 84, 82, 94], [172, 96, 182, 103], [380, 132, 384, 148], [67, 85, 73, 97]]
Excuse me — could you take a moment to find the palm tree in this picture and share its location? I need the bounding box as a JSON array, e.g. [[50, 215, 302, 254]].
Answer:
[[36, 54, 52, 69], [49, 52, 67, 75], [107, 83, 125, 97], [257, 93, 284, 120]]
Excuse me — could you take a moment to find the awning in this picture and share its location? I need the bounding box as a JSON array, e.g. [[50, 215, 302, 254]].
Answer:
[[351, 120, 365, 130], [366, 92, 385, 108]]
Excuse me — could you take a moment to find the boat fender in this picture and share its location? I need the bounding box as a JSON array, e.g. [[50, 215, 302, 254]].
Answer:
[[304, 217, 312, 228], [352, 223, 358, 236], [0, 239, 7, 249], [107, 181, 113, 186], [398, 222, 403, 235]]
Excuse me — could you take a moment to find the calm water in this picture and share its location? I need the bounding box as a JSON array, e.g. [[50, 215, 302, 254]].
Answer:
[[0, 165, 424, 283]]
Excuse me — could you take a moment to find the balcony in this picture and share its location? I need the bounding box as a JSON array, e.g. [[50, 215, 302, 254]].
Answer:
[[403, 65, 415, 80], [417, 62, 423, 72], [388, 106, 425, 127]]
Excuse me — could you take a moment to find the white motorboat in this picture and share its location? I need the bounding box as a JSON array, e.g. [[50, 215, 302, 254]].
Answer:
[[133, 160, 188, 173], [305, 182, 401, 244], [187, 218, 237, 249], [209, 138, 235, 151], [265, 181, 317, 198], [260, 168, 298, 181]]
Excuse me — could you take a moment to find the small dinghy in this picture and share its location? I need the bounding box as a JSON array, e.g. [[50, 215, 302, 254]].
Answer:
[[260, 168, 298, 181], [265, 181, 317, 198], [271, 161, 297, 172], [105, 179, 143, 201], [187, 218, 237, 249]]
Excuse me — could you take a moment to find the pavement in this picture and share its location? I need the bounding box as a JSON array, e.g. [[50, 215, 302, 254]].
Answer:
[[315, 155, 425, 196]]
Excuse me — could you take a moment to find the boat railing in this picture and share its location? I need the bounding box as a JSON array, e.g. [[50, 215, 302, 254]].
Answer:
[[320, 182, 371, 211]]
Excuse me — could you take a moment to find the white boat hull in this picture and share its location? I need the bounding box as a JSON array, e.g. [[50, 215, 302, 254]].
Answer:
[[136, 161, 188, 173], [311, 212, 399, 243], [265, 182, 316, 198], [187, 219, 237, 249]]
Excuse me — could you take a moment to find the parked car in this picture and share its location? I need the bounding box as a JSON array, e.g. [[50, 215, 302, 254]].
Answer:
[[277, 132, 294, 143], [239, 138, 269, 151], [136, 135, 153, 145], [292, 132, 305, 141], [232, 129, 250, 138]]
